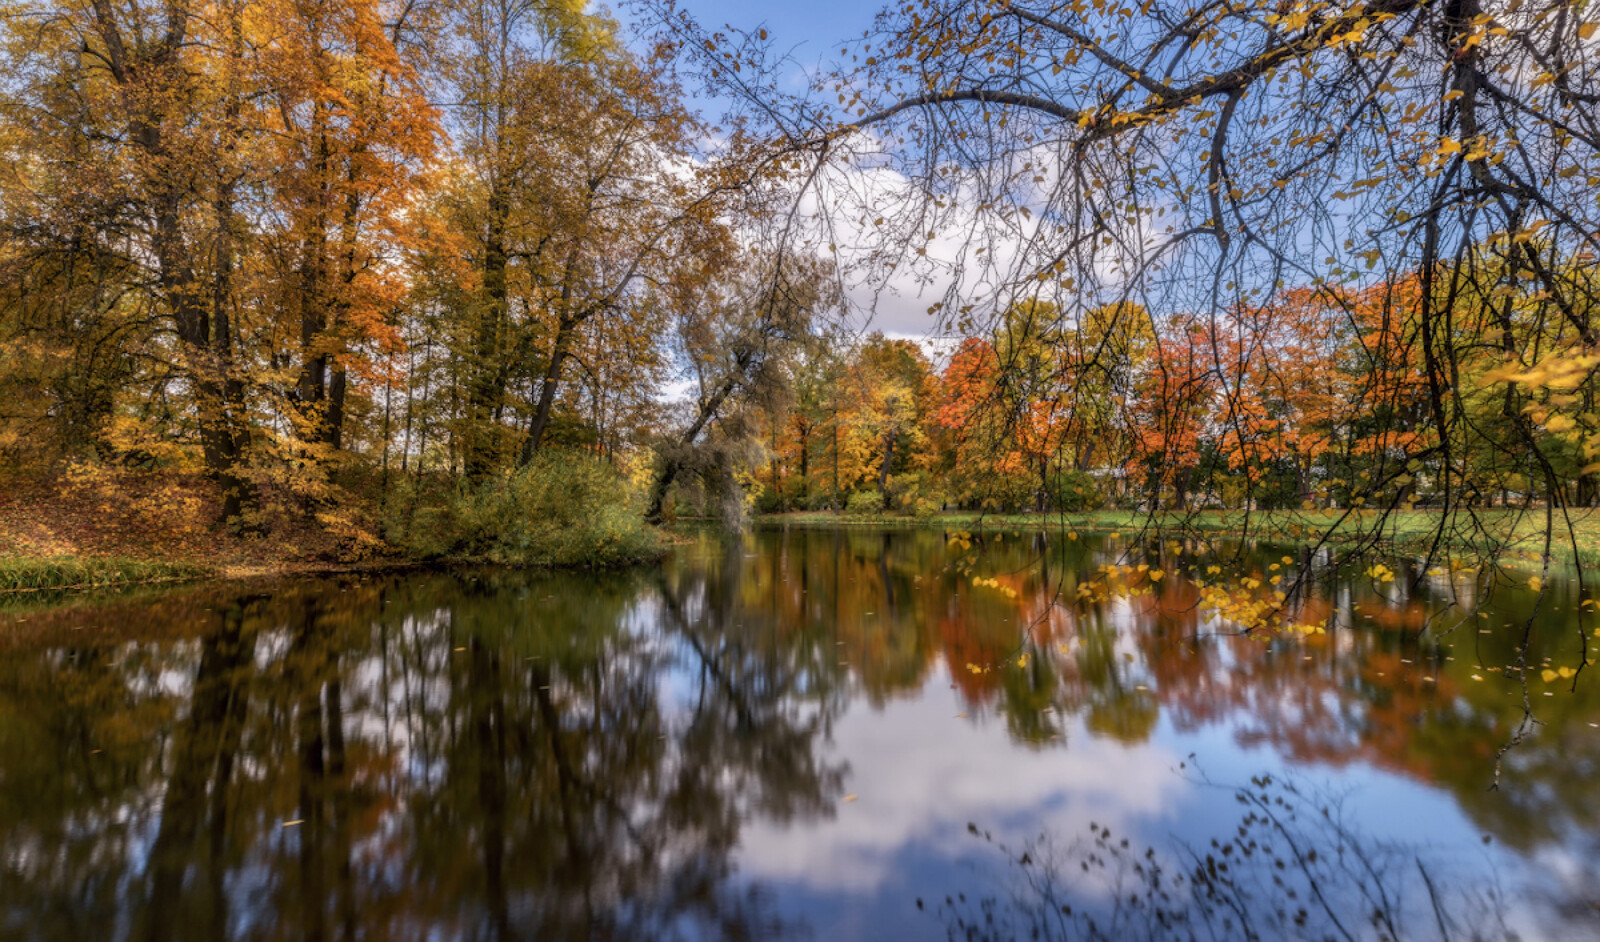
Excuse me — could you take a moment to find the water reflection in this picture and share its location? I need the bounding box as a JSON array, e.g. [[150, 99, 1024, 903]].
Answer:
[[0, 569, 840, 940], [936, 772, 1518, 942], [0, 528, 1596, 939]]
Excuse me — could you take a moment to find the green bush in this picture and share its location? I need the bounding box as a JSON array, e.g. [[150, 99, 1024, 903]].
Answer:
[[805, 491, 839, 512], [394, 452, 662, 567], [844, 489, 886, 516], [755, 488, 786, 515], [1050, 469, 1105, 512]]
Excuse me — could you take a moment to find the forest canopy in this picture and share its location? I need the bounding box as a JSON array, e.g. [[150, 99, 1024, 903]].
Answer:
[[0, 0, 1597, 572]]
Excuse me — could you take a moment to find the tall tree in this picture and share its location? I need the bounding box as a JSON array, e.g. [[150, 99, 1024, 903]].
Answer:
[[0, 0, 258, 518]]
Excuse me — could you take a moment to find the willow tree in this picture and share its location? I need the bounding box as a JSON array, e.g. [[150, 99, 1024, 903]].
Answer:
[[645, 250, 837, 524]]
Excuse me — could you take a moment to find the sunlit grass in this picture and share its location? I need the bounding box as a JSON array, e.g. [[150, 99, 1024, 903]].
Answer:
[[0, 556, 210, 595], [758, 508, 1600, 560]]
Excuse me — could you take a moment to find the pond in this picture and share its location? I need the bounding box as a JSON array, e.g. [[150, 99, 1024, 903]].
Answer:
[[0, 527, 1597, 940]]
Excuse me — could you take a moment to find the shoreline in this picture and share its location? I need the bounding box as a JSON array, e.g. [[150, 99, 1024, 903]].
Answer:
[[752, 508, 1600, 558], [0, 546, 671, 606], [7, 506, 1594, 605]]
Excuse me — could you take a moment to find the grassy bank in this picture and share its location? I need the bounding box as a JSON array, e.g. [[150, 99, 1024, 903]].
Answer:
[[0, 453, 663, 602], [0, 556, 212, 594], [757, 508, 1600, 559]]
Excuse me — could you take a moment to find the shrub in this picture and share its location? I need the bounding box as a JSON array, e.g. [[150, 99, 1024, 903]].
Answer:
[[1050, 469, 1106, 512], [805, 491, 840, 512], [393, 452, 661, 567], [844, 489, 886, 516]]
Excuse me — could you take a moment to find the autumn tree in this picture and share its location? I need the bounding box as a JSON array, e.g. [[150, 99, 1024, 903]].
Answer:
[[835, 333, 938, 511], [255, 0, 437, 460], [1125, 318, 1218, 510], [424, 4, 729, 480], [0, 1, 266, 518]]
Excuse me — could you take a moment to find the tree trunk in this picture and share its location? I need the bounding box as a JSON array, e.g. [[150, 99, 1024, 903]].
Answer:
[[769, 418, 782, 510], [327, 367, 347, 451], [878, 426, 896, 511], [520, 313, 576, 465], [797, 421, 810, 506], [521, 246, 591, 465], [465, 181, 511, 480], [831, 412, 841, 512], [645, 373, 741, 523]]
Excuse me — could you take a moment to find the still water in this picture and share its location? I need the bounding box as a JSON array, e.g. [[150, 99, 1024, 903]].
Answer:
[[0, 527, 1597, 940]]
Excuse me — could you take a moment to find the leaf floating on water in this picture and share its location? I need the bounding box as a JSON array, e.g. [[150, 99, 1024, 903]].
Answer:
[[842, 794, 858, 803], [282, 820, 305, 827]]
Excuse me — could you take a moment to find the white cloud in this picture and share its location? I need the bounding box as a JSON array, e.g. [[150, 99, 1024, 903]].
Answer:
[[733, 661, 1189, 893]]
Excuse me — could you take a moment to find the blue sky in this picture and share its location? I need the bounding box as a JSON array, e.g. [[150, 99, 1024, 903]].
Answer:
[[669, 0, 877, 56]]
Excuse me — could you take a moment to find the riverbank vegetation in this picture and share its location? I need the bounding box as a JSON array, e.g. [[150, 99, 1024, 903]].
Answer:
[[3, 0, 1600, 585], [0, 556, 208, 595]]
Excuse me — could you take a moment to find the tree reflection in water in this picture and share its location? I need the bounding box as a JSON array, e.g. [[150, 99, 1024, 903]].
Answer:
[[0, 565, 843, 941], [935, 772, 1515, 942], [1, 526, 1599, 940]]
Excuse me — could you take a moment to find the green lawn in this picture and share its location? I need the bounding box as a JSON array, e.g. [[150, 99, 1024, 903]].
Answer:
[[757, 507, 1600, 560]]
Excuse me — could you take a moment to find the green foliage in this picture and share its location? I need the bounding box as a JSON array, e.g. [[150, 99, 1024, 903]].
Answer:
[[395, 452, 662, 567], [963, 469, 1037, 514], [886, 471, 946, 517], [804, 491, 838, 512], [844, 489, 886, 516], [755, 488, 786, 515], [0, 557, 208, 594], [1049, 469, 1105, 513]]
